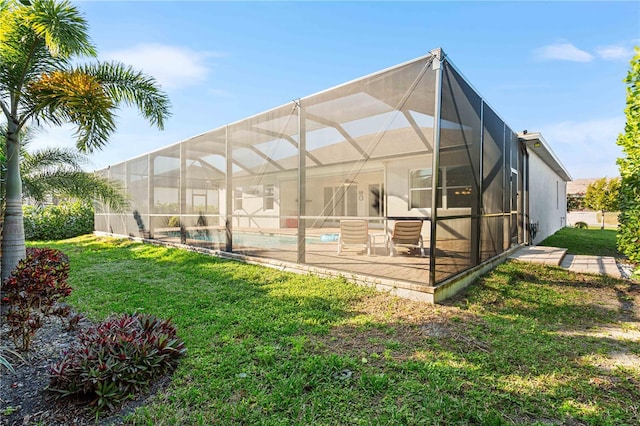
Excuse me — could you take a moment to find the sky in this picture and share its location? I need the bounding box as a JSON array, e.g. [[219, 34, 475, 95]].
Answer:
[[29, 1, 640, 180]]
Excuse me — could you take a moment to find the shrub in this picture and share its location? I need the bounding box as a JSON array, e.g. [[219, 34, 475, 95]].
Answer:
[[3, 248, 72, 351], [617, 48, 640, 262], [49, 313, 186, 414], [23, 201, 94, 241], [166, 216, 181, 228], [574, 221, 588, 229], [567, 193, 585, 211]]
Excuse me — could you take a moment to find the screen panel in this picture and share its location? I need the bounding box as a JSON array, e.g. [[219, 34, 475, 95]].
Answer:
[[228, 103, 300, 261]]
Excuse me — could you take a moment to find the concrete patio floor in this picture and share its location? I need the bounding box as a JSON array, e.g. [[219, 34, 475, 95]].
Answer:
[[508, 246, 622, 278]]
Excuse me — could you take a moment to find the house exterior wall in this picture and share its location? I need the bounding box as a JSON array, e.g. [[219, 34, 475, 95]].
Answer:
[[528, 151, 568, 244]]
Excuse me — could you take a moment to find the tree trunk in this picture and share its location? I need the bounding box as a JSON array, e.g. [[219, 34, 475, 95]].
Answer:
[[601, 210, 605, 230], [1, 120, 25, 280]]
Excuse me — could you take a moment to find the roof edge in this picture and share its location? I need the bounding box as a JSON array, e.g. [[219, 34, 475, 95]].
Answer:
[[518, 132, 572, 181]]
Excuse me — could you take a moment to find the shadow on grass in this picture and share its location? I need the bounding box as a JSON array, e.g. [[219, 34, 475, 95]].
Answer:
[[26, 236, 640, 425], [462, 260, 639, 324]]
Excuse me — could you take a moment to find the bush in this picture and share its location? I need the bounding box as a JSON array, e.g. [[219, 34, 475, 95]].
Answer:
[[617, 48, 640, 262], [49, 313, 186, 414], [166, 216, 181, 228], [23, 201, 94, 241], [574, 221, 588, 229], [3, 248, 72, 351], [567, 193, 585, 211]]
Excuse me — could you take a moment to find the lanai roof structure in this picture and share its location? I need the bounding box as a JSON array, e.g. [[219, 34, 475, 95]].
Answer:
[[96, 48, 571, 302]]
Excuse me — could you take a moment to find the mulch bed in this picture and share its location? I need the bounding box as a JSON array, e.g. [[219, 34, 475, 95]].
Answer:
[[0, 316, 170, 426]]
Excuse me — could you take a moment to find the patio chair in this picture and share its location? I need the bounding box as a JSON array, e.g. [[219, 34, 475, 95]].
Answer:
[[337, 219, 371, 255], [386, 220, 425, 257]]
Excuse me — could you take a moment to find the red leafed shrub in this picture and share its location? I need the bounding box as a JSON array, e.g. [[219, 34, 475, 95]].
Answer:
[[3, 248, 71, 351], [49, 313, 186, 413]]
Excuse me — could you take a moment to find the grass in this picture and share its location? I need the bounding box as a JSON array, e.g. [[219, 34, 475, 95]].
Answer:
[[539, 227, 620, 257], [28, 235, 640, 425]]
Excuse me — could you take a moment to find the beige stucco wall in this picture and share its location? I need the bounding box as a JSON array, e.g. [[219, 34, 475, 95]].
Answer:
[[528, 152, 568, 244]]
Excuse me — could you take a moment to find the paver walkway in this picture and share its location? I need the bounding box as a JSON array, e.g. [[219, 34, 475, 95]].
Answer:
[[509, 246, 622, 278]]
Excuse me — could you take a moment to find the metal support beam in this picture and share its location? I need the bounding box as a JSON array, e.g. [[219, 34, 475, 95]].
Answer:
[[148, 154, 154, 237], [297, 100, 306, 264], [402, 110, 432, 152], [225, 125, 233, 252], [246, 145, 287, 171], [180, 143, 187, 217], [470, 102, 484, 266], [249, 125, 323, 166], [429, 49, 444, 286], [306, 112, 370, 160]]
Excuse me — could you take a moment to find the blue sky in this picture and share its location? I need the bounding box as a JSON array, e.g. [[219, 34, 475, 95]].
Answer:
[[33, 1, 639, 179]]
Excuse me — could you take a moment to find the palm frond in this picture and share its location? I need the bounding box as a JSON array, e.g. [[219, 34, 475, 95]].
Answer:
[[27, 69, 116, 152], [25, 0, 96, 58], [21, 145, 87, 172], [0, 0, 93, 114], [77, 61, 172, 130], [23, 169, 129, 211]]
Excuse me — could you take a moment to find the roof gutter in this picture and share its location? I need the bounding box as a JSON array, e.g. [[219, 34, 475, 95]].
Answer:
[[518, 132, 572, 182]]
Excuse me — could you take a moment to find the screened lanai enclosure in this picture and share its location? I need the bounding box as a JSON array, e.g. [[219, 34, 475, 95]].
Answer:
[[96, 48, 532, 300]]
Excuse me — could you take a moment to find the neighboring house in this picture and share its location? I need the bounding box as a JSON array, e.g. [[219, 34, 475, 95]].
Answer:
[[95, 48, 571, 302]]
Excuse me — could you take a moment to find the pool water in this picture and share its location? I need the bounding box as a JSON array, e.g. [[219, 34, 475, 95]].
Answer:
[[161, 230, 329, 248]]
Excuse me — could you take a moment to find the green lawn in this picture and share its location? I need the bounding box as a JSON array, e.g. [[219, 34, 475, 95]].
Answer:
[[539, 227, 620, 257], [29, 236, 640, 425]]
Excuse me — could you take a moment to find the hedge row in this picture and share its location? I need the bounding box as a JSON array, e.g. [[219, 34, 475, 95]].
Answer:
[[617, 48, 640, 262], [23, 201, 94, 241]]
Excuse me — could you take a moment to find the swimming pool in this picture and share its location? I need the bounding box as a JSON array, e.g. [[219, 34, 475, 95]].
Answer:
[[157, 229, 331, 249]]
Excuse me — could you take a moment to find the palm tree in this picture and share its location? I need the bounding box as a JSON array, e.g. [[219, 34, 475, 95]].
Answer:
[[0, 0, 171, 279], [0, 127, 129, 211], [21, 147, 127, 209], [12, 147, 128, 210]]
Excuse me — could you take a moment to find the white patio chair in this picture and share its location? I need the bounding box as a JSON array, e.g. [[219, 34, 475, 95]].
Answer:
[[386, 220, 425, 257], [337, 220, 371, 255]]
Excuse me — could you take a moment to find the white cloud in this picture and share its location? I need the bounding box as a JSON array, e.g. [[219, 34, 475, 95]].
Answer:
[[533, 43, 594, 62], [103, 43, 219, 89], [27, 124, 77, 152], [596, 45, 635, 60], [542, 117, 625, 179]]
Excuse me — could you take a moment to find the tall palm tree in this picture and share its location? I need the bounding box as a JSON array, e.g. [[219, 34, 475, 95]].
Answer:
[[20, 147, 127, 209], [0, 127, 129, 210], [10, 148, 128, 211], [0, 0, 171, 279]]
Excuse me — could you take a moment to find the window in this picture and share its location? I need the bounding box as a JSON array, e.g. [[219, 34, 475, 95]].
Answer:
[[409, 169, 433, 209], [442, 166, 473, 209], [409, 167, 472, 210], [264, 184, 274, 210]]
